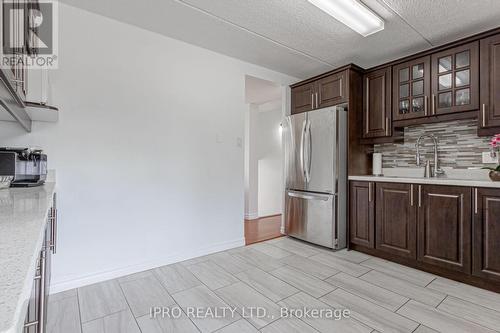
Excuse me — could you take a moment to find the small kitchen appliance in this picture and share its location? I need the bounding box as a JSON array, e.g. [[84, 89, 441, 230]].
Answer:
[[0, 147, 47, 187]]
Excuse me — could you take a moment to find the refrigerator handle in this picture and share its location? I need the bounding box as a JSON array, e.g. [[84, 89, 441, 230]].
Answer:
[[306, 120, 312, 183], [300, 119, 307, 182], [287, 191, 330, 201]]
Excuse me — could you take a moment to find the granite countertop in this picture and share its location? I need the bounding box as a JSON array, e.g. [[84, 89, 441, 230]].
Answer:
[[349, 168, 500, 188], [0, 183, 55, 333]]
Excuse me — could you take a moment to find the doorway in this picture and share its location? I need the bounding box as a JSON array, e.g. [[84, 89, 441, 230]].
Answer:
[[244, 75, 285, 244]]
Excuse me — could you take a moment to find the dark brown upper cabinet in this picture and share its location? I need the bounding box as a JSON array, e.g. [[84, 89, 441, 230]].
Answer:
[[431, 42, 479, 116], [316, 70, 348, 109], [479, 34, 500, 134], [375, 182, 417, 259], [291, 83, 315, 115], [393, 56, 431, 121], [291, 70, 348, 115], [363, 67, 392, 138], [417, 185, 471, 274], [349, 181, 375, 248], [473, 188, 500, 283]]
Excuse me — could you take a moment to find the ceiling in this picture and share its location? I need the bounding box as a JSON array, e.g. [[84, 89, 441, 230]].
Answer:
[[59, 0, 500, 79]]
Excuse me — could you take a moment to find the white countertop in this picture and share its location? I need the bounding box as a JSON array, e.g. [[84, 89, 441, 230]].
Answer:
[[349, 168, 500, 188], [0, 183, 55, 333], [349, 175, 500, 188]]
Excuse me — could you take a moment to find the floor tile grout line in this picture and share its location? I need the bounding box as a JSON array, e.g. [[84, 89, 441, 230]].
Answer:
[[354, 270, 450, 307], [76, 288, 84, 333], [116, 281, 143, 333], [320, 270, 342, 281], [394, 298, 412, 313], [434, 294, 448, 309], [185, 259, 242, 290], [424, 276, 438, 287], [359, 264, 438, 288], [314, 287, 402, 331], [267, 264, 339, 300], [329, 285, 409, 313], [431, 295, 500, 332], [395, 298, 500, 333], [425, 282, 500, 314]]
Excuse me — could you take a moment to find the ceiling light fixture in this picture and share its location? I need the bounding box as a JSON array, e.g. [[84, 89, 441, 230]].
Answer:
[[308, 0, 384, 37]]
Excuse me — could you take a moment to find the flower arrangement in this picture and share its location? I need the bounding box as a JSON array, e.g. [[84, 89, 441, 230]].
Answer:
[[484, 134, 500, 173]]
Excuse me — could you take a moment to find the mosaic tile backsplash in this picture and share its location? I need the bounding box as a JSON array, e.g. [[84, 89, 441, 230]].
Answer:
[[374, 119, 493, 169]]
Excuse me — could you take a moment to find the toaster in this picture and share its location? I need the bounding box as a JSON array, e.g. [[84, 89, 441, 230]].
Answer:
[[0, 148, 47, 187]]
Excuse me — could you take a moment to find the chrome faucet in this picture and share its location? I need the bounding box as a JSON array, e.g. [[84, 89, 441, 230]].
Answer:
[[415, 134, 445, 178]]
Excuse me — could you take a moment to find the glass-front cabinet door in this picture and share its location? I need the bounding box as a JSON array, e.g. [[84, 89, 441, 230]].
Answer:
[[431, 42, 479, 115], [393, 56, 431, 121]]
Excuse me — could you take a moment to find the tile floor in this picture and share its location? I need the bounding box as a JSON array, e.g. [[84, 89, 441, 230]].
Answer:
[[47, 237, 500, 333]]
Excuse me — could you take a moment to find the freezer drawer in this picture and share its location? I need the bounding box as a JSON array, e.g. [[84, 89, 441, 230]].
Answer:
[[285, 190, 335, 248]]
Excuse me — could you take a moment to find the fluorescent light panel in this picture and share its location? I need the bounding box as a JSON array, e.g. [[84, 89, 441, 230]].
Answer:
[[308, 0, 384, 37]]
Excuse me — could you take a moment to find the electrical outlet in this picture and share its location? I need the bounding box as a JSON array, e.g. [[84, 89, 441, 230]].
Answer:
[[482, 152, 499, 164]]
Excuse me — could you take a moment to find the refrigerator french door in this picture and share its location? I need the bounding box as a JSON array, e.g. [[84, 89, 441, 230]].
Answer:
[[284, 105, 347, 249]]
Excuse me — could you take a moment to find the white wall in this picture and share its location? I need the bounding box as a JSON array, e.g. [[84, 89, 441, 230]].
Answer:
[[244, 104, 259, 220], [0, 4, 296, 292], [257, 107, 283, 217]]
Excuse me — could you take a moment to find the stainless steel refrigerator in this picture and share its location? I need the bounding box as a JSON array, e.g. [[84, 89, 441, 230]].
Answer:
[[284, 105, 347, 249]]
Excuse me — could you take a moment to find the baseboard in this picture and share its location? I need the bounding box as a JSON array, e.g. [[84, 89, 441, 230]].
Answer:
[[244, 212, 259, 220], [49, 237, 245, 294]]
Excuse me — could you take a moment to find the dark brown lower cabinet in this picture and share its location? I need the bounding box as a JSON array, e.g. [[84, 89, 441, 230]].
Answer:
[[417, 185, 471, 274], [348, 181, 500, 291], [349, 181, 374, 248], [376, 183, 417, 259], [473, 188, 500, 282]]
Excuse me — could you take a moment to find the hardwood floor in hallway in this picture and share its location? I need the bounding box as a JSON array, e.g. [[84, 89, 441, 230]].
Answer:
[[244, 215, 284, 245]]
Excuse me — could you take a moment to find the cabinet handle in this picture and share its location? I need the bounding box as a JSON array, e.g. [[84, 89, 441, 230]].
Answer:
[[368, 182, 373, 202], [38, 250, 47, 333], [474, 188, 478, 214], [482, 104, 487, 128], [410, 184, 414, 206], [385, 118, 390, 136], [311, 93, 314, 109], [418, 185, 422, 207], [315, 92, 319, 109], [424, 96, 428, 116]]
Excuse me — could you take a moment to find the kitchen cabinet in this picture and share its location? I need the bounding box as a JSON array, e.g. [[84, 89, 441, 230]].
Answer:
[[291, 83, 314, 115], [375, 182, 417, 259], [349, 181, 374, 248], [472, 188, 500, 282], [316, 70, 348, 109], [291, 70, 347, 115], [393, 56, 431, 121], [417, 185, 471, 274], [431, 42, 479, 116], [362, 67, 392, 138], [23, 194, 57, 333], [348, 180, 500, 292], [479, 34, 500, 135]]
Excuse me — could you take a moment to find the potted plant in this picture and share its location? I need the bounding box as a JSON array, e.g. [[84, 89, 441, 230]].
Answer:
[[484, 134, 500, 181]]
